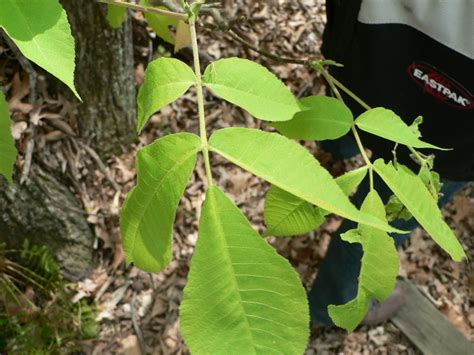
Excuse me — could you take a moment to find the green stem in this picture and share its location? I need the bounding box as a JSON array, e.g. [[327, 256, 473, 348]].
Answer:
[[351, 126, 374, 190], [315, 62, 374, 190], [189, 18, 213, 187], [97, 0, 188, 20], [407, 146, 425, 166], [326, 71, 372, 111], [313, 62, 343, 101], [408, 146, 437, 196]]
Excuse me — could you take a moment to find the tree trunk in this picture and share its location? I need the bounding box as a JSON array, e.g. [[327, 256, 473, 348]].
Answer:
[[0, 0, 137, 280], [61, 0, 136, 157], [0, 167, 95, 281]]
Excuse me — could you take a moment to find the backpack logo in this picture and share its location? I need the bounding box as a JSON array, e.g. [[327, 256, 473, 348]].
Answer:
[[407, 62, 472, 110]]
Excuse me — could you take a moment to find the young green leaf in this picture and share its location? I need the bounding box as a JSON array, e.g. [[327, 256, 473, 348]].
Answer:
[[120, 133, 200, 272], [264, 166, 368, 237], [328, 190, 400, 331], [355, 108, 447, 150], [180, 187, 309, 354], [106, 5, 127, 28], [418, 166, 442, 200], [385, 195, 413, 222], [373, 159, 466, 261], [209, 128, 402, 233], [137, 58, 196, 132], [141, 0, 179, 44], [333, 166, 369, 196], [271, 96, 353, 140], [203, 58, 300, 122], [0, 0, 80, 99], [264, 186, 325, 237], [0, 92, 17, 183]]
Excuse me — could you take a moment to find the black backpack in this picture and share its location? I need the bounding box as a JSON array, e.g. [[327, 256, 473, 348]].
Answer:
[[322, 0, 473, 181]]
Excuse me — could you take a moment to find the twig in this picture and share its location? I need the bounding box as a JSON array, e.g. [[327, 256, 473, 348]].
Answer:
[[226, 29, 310, 65], [1, 30, 37, 104], [20, 127, 36, 184], [77, 141, 121, 191], [131, 292, 147, 355], [97, 0, 188, 20]]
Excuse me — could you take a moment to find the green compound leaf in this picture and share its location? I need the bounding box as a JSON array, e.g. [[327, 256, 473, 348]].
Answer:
[[141, 0, 179, 44], [180, 186, 309, 354], [209, 128, 402, 233], [0, 0, 79, 99], [0, 92, 17, 183], [373, 159, 466, 261], [120, 133, 200, 272], [137, 57, 196, 132], [203, 58, 300, 122], [106, 5, 127, 28], [264, 166, 368, 237], [272, 96, 353, 140], [355, 108, 447, 150], [328, 190, 400, 331]]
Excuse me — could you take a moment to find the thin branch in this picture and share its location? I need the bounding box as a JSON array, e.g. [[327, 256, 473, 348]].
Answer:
[[328, 72, 372, 111], [78, 141, 121, 191], [97, 0, 188, 20], [351, 125, 374, 190], [131, 292, 147, 355], [226, 29, 310, 65]]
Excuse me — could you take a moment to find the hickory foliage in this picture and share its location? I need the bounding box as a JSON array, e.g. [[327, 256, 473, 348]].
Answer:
[[0, 0, 466, 353]]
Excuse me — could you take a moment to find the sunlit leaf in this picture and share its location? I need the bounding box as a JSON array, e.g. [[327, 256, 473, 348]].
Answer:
[[137, 57, 196, 132], [0, 0, 80, 99], [333, 166, 369, 196], [209, 128, 401, 233], [373, 159, 465, 261], [264, 166, 368, 237], [120, 133, 200, 272], [0, 92, 16, 183], [264, 186, 325, 237], [181, 187, 309, 354], [328, 190, 400, 331], [355, 108, 447, 150], [203, 58, 300, 122], [272, 96, 353, 140]]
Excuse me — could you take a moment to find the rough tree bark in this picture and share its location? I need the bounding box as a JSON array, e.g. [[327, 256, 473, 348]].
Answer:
[[0, 167, 94, 281], [61, 0, 136, 157], [0, 0, 136, 280]]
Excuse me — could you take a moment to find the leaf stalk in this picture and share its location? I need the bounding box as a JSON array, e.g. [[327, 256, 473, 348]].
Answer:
[[189, 18, 213, 186], [314, 62, 374, 190], [97, 0, 188, 20]]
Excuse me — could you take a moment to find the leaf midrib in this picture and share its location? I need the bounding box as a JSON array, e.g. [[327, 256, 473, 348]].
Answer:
[[207, 190, 257, 354]]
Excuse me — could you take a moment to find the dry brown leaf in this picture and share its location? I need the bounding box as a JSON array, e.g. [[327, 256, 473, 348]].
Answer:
[[119, 334, 142, 355]]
